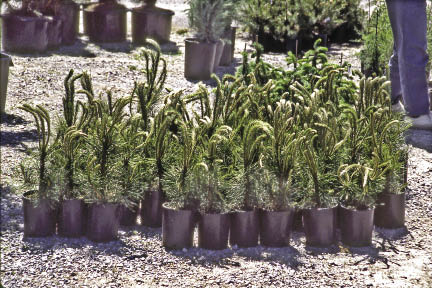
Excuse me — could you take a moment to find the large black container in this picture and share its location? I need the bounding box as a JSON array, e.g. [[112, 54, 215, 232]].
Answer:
[[229, 210, 259, 248], [259, 209, 294, 247]]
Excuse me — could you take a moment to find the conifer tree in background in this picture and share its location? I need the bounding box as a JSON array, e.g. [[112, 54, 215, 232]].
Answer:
[[239, 0, 364, 52], [187, 0, 234, 42]]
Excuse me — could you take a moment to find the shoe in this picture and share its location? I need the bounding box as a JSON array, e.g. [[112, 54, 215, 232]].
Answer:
[[405, 112, 432, 130], [391, 101, 405, 113]]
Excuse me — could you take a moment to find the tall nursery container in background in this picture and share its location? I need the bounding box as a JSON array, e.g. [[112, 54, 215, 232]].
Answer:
[[0, 53, 13, 114]]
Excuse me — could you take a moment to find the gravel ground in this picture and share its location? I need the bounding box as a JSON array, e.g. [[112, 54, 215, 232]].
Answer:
[[1, 3, 432, 287]]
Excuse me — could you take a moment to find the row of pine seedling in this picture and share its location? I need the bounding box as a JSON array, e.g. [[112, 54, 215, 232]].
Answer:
[[19, 41, 408, 249]]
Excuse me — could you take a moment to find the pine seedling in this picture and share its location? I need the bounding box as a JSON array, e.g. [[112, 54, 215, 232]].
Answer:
[[187, 0, 232, 42], [84, 90, 130, 202], [133, 40, 167, 133], [264, 99, 300, 210], [241, 119, 272, 210], [19, 104, 57, 199], [60, 70, 95, 199]]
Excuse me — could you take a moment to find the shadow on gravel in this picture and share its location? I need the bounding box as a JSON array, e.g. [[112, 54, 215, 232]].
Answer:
[[0, 185, 23, 233], [0, 129, 38, 147], [405, 129, 432, 153], [185, 59, 241, 88], [165, 238, 302, 270], [2, 51, 55, 59], [236, 245, 302, 269], [347, 242, 402, 269], [20, 235, 137, 257], [55, 39, 98, 58], [19, 223, 163, 257], [374, 226, 409, 241], [2, 39, 137, 59], [93, 41, 135, 54], [1, 183, 157, 258], [305, 245, 340, 256], [0, 113, 28, 125], [122, 225, 162, 241]]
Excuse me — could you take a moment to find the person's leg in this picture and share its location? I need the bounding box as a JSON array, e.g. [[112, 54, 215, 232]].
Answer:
[[389, 46, 403, 104], [387, 0, 430, 117], [386, 2, 402, 104]]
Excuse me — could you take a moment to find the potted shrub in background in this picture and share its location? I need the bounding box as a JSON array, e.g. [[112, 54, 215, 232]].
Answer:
[[83, 0, 127, 43], [0, 52, 13, 115], [1, 0, 51, 52], [299, 0, 343, 49], [359, 2, 393, 77], [329, 0, 364, 44], [19, 104, 59, 237], [184, 0, 228, 80], [238, 0, 300, 53], [37, 1, 62, 50], [219, 24, 236, 66], [219, 0, 239, 66], [132, 0, 175, 45], [2, 0, 80, 51], [41, 0, 80, 45]]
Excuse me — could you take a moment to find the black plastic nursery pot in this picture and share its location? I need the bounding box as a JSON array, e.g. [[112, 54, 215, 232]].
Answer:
[[83, 2, 127, 43], [162, 203, 196, 249], [303, 207, 337, 247], [0, 53, 13, 115], [339, 206, 374, 247], [256, 30, 300, 54], [374, 192, 405, 229], [55, 0, 80, 45], [219, 27, 236, 66], [22, 191, 57, 238], [330, 23, 359, 44], [46, 16, 63, 50], [256, 31, 285, 53], [304, 34, 328, 49], [1, 14, 50, 53], [132, 5, 174, 45], [229, 210, 259, 248], [259, 208, 295, 247], [198, 212, 230, 250], [141, 189, 163, 227], [293, 208, 303, 232], [118, 204, 138, 226], [213, 40, 225, 71], [86, 203, 120, 242], [184, 38, 216, 80], [58, 199, 86, 237]]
